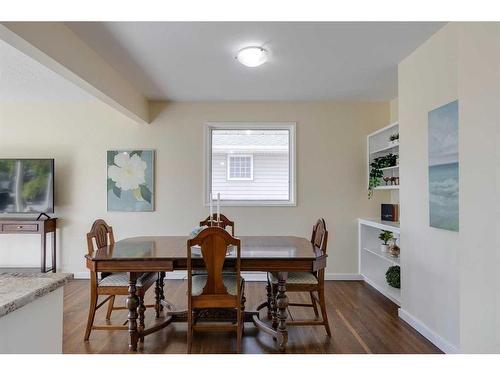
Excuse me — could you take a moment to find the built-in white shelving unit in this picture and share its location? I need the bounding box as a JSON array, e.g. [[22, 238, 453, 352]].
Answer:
[[367, 122, 400, 192], [358, 218, 401, 305]]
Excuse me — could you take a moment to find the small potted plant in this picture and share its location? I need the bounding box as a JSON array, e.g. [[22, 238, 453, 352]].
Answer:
[[379, 230, 393, 253], [388, 133, 399, 147]]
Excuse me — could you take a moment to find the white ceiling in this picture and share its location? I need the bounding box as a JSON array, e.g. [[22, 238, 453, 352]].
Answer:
[[67, 22, 444, 101], [0, 38, 92, 102]]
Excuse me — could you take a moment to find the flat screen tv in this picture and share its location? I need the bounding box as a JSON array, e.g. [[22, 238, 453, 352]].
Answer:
[[0, 159, 54, 214]]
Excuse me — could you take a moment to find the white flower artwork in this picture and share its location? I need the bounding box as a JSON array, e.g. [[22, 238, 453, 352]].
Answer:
[[107, 150, 154, 211]]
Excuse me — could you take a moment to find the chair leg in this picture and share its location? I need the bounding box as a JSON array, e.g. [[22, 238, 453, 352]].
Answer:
[[187, 309, 193, 354], [318, 288, 331, 337], [310, 291, 319, 318], [138, 294, 146, 343], [106, 295, 115, 321], [236, 306, 242, 354], [241, 292, 246, 335], [84, 289, 98, 341]]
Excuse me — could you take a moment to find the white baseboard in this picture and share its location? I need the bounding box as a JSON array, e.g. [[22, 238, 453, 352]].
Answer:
[[398, 308, 460, 354], [325, 273, 363, 281], [72, 271, 362, 282]]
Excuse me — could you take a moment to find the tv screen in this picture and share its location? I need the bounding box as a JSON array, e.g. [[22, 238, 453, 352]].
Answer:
[[0, 159, 54, 214]]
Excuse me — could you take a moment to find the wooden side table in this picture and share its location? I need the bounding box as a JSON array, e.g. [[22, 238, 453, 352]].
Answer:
[[0, 217, 57, 273]]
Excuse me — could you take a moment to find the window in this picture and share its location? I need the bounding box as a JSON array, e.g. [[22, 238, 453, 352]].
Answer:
[[205, 122, 296, 206], [227, 154, 253, 180]]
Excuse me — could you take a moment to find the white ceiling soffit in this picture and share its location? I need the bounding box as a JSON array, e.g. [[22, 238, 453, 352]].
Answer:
[[67, 21, 445, 101]]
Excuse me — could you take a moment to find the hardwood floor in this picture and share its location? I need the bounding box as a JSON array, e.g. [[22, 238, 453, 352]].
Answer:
[[63, 279, 441, 354]]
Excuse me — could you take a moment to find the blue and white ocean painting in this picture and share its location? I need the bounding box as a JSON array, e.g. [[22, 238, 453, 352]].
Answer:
[[428, 100, 459, 232]]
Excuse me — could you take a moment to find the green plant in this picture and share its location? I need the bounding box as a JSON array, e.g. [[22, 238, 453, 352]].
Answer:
[[378, 230, 393, 245], [368, 154, 399, 199], [385, 265, 400, 289], [390, 133, 399, 142], [368, 159, 384, 199]]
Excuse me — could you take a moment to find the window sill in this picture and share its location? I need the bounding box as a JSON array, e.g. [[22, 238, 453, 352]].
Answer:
[[204, 200, 296, 207]]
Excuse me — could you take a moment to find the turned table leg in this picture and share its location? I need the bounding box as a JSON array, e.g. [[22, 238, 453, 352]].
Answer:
[[276, 272, 289, 351], [270, 275, 278, 330], [159, 272, 165, 311], [155, 276, 161, 318], [138, 294, 146, 343], [127, 272, 139, 351], [266, 280, 273, 320]]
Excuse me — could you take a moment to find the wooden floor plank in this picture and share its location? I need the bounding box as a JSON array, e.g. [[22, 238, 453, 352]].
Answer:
[[63, 279, 442, 354]]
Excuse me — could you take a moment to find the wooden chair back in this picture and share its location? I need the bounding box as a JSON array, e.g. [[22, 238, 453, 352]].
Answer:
[[199, 213, 235, 236], [86, 219, 115, 256], [311, 218, 328, 253], [187, 226, 241, 308]]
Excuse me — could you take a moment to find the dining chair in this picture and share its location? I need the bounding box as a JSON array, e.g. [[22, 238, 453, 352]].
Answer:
[[187, 226, 245, 353], [84, 219, 164, 341], [200, 213, 235, 235], [267, 218, 331, 336]]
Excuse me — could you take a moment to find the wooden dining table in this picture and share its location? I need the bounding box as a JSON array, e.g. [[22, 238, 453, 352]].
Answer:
[[85, 235, 327, 352]]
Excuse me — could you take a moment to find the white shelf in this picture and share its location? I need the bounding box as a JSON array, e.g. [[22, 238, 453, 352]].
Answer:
[[363, 247, 400, 266], [370, 143, 399, 155], [358, 218, 400, 233], [363, 275, 401, 305], [380, 165, 399, 171], [374, 185, 399, 190]]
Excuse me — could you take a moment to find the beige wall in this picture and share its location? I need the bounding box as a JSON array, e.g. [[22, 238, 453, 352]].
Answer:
[[399, 22, 500, 353], [457, 22, 500, 353], [0, 100, 389, 277], [399, 23, 460, 351]]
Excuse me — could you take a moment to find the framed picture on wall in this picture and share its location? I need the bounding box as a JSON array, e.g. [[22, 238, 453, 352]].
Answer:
[[107, 150, 155, 212], [428, 100, 459, 232]]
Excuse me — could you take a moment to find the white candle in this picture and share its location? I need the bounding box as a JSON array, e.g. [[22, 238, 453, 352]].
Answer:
[[217, 193, 220, 225], [209, 193, 213, 225]]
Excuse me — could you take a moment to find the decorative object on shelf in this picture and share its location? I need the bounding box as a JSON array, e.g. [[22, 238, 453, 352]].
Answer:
[[428, 100, 459, 232], [388, 133, 399, 147], [388, 238, 400, 258], [107, 150, 155, 212], [383, 176, 391, 186], [381, 204, 399, 222], [379, 230, 393, 253], [368, 153, 399, 198], [385, 265, 400, 289]]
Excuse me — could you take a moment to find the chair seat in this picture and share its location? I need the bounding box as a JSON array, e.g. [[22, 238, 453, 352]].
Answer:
[[98, 272, 156, 288], [191, 274, 244, 296], [268, 272, 318, 285]]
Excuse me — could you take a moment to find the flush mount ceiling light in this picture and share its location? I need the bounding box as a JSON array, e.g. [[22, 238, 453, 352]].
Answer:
[[236, 46, 268, 67]]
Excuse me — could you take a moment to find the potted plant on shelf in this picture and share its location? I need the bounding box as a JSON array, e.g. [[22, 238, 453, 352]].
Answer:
[[385, 265, 400, 289], [379, 230, 393, 253], [368, 154, 399, 198], [388, 133, 399, 147]]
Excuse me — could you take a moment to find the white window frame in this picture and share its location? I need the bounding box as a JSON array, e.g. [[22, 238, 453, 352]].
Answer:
[[226, 154, 254, 181], [204, 122, 297, 207]]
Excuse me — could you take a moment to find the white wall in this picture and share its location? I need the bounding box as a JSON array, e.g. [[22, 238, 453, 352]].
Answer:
[[457, 22, 500, 354], [0, 100, 389, 278], [399, 22, 500, 353], [398, 23, 460, 351]]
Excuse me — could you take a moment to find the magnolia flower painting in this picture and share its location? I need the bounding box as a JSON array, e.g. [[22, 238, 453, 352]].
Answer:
[[107, 150, 154, 211]]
